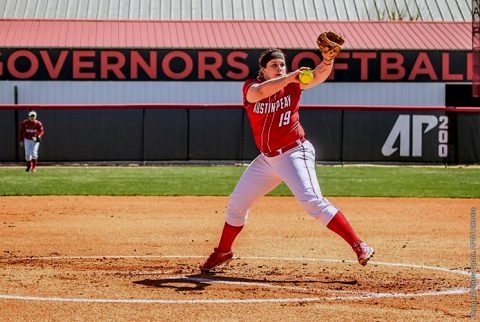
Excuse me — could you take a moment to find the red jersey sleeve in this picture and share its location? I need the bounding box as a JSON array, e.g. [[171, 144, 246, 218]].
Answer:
[[36, 121, 45, 138], [242, 79, 260, 106]]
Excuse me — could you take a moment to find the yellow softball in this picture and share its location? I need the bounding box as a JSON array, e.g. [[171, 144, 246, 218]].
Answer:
[[298, 69, 314, 84]]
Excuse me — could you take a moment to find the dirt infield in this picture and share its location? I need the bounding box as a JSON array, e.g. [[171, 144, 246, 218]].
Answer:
[[0, 196, 478, 321]]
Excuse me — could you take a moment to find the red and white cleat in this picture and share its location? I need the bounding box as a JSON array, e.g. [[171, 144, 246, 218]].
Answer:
[[200, 248, 235, 272], [353, 241, 374, 266]]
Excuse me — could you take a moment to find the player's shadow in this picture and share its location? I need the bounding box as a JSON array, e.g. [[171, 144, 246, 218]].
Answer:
[[133, 272, 357, 292], [133, 273, 212, 292]]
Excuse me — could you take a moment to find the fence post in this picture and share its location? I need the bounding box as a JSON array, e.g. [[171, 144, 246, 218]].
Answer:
[[14, 85, 19, 163], [241, 108, 245, 164], [340, 109, 345, 166]]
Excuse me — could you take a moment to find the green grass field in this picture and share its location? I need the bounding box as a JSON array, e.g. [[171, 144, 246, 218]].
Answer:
[[0, 165, 479, 198]]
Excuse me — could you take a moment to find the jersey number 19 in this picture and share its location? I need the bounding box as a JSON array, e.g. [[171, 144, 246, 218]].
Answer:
[[279, 111, 291, 127]]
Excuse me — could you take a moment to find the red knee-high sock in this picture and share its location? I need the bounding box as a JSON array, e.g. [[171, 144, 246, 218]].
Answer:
[[327, 211, 361, 247], [217, 222, 243, 253], [27, 160, 32, 169], [32, 159, 37, 169]]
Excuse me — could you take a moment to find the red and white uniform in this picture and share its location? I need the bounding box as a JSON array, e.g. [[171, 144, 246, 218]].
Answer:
[[243, 79, 305, 155], [20, 119, 44, 161], [224, 78, 338, 227]]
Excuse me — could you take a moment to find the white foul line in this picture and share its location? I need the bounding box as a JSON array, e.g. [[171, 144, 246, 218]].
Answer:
[[0, 287, 471, 304], [0, 255, 478, 304]]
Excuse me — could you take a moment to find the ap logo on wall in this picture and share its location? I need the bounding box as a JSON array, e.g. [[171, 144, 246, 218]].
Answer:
[[382, 115, 449, 158]]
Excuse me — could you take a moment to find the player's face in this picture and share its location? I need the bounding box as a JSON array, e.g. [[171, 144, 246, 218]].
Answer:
[[263, 59, 287, 80]]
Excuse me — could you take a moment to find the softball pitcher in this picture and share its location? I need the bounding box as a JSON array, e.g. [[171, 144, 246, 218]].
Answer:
[[19, 110, 44, 172], [201, 32, 374, 272]]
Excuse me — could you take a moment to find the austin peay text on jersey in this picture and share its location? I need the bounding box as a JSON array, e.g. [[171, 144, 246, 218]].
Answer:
[[253, 95, 291, 114]]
